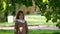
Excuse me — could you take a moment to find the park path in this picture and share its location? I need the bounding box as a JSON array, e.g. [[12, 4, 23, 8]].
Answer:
[[0, 25, 60, 30]]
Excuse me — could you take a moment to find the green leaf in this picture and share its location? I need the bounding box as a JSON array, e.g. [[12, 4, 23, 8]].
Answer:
[[52, 18, 57, 23]]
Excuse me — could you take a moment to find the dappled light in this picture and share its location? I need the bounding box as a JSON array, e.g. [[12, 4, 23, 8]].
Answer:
[[0, 0, 60, 34]]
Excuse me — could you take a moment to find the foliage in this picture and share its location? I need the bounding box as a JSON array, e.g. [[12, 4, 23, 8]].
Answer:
[[0, 0, 33, 22], [0, 0, 60, 28], [14, 0, 33, 7], [0, 0, 16, 22], [34, 0, 60, 28], [0, 0, 3, 12]]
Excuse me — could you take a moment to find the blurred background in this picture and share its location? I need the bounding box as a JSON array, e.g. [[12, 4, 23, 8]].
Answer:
[[0, 0, 60, 34]]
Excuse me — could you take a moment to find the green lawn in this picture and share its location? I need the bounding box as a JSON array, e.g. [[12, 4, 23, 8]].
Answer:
[[0, 30, 60, 34], [0, 15, 57, 26]]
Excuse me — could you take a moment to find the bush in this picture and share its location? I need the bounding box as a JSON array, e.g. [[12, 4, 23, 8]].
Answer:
[[0, 12, 6, 22]]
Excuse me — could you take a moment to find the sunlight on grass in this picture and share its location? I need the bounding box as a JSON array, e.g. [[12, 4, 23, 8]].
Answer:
[[0, 15, 57, 26], [0, 30, 60, 34]]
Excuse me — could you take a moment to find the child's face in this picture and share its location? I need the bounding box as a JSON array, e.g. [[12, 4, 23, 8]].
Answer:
[[19, 13, 24, 19]]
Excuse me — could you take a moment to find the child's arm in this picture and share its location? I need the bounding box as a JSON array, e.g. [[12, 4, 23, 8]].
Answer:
[[25, 21, 28, 34]]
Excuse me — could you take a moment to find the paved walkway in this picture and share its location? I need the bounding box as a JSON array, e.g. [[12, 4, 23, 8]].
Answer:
[[0, 26, 60, 30]]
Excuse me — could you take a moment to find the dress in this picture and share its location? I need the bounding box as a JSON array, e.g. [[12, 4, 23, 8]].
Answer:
[[14, 19, 28, 34]]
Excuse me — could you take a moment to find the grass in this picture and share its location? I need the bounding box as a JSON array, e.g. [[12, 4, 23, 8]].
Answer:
[[0, 22, 14, 27], [0, 15, 57, 26], [0, 30, 60, 34], [0, 21, 56, 27], [0, 30, 14, 34], [26, 15, 56, 25]]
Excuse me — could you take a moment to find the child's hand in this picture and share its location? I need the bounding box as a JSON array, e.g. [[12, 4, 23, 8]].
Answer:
[[19, 27, 23, 32]]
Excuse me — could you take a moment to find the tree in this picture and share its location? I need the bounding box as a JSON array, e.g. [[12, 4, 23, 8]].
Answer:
[[34, 0, 60, 28], [14, 0, 60, 28], [0, 0, 60, 28], [0, 0, 6, 22], [14, 0, 33, 7], [0, 0, 16, 22], [0, 0, 33, 22]]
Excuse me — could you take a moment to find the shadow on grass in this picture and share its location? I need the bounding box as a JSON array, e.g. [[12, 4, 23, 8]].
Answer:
[[53, 32, 60, 34]]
